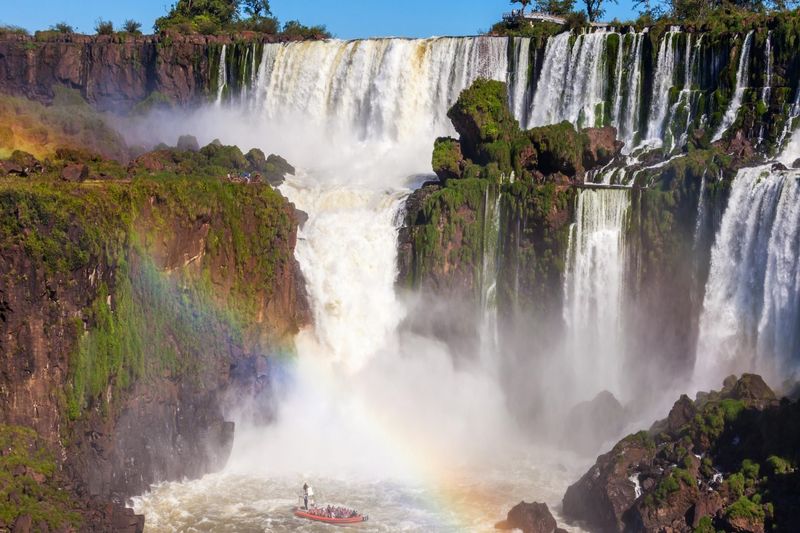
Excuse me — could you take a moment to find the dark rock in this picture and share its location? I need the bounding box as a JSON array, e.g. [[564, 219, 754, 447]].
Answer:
[[792, 158, 800, 169], [60, 163, 89, 182], [564, 390, 627, 455], [563, 432, 655, 532], [497, 502, 558, 533], [177, 134, 200, 152], [111, 505, 145, 533], [730, 373, 777, 407], [690, 491, 724, 527], [771, 162, 788, 172], [651, 394, 696, 437]]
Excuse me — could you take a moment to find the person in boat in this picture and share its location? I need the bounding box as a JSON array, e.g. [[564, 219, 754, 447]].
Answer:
[[302, 483, 314, 510]]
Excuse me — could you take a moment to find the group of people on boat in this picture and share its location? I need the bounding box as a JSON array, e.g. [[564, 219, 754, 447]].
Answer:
[[305, 505, 360, 520]]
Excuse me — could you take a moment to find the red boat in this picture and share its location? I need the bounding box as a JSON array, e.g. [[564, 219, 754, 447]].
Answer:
[[294, 507, 369, 525]]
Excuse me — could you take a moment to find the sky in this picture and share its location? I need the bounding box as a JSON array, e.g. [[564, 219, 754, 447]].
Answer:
[[3, 0, 640, 39]]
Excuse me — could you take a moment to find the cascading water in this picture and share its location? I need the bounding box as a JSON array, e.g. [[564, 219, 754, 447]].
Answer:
[[527, 30, 610, 129], [215, 44, 228, 106], [562, 189, 631, 401], [712, 31, 754, 142], [646, 28, 680, 146], [694, 165, 800, 389], [611, 31, 645, 150], [509, 38, 532, 126]]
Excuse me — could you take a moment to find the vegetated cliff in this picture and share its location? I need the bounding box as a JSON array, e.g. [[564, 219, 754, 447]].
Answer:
[[397, 79, 621, 357], [0, 139, 308, 530], [0, 32, 293, 111], [563, 374, 800, 533]]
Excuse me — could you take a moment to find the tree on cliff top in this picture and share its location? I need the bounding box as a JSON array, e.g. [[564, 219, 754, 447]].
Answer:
[[583, 0, 617, 21], [155, 0, 241, 33], [510, 0, 532, 14]]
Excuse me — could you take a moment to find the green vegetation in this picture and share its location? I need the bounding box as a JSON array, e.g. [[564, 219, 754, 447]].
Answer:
[[0, 426, 81, 529], [51, 22, 74, 34], [765, 455, 793, 474], [122, 20, 143, 35], [726, 496, 766, 522], [94, 19, 114, 35], [155, 0, 330, 37]]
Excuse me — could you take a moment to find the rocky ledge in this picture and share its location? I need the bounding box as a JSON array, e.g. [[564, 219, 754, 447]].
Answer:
[[562, 374, 799, 532]]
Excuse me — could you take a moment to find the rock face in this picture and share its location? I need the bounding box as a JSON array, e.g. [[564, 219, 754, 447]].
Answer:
[[562, 374, 799, 533], [496, 501, 562, 533], [0, 33, 287, 110], [0, 150, 310, 528], [563, 390, 627, 455]]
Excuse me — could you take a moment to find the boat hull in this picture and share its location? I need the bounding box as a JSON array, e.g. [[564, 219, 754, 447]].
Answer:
[[294, 508, 368, 524]]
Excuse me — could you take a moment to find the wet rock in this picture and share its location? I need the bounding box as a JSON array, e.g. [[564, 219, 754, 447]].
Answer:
[[771, 162, 788, 172], [583, 126, 623, 168], [651, 394, 696, 437], [792, 158, 800, 169], [177, 134, 200, 152], [730, 373, 777, 407], [690, 491, 724, 528], [496, 502, 559, 533], [60, 163, 89, 182], [724, 513, 765, 533], [563, 431, 655, 532], [564, 390, 626, 455]]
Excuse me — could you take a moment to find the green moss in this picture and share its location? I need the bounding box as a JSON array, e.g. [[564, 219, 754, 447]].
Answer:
[[693, 515, 715, 533], [432, 137, 463, 181], [727, 472, 746, 499], [0, 426, 81, 529], [765, 455, 793, 475]]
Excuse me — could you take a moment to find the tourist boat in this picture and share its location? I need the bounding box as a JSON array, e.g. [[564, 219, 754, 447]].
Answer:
[[294, 507, 369, 524]]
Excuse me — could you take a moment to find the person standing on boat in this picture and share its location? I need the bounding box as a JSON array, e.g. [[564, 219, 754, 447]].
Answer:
[[303, 483, 314, 509]]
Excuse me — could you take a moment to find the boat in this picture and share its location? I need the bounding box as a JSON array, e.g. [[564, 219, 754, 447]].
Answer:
[[294, 507, 369, 525]]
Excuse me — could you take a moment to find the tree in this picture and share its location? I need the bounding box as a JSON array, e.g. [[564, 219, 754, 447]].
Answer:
[[242, 0, 271, 19], [95, 19, 114, 35], [155, 0, 240, 32], [122, 20, 142, 34], [584, 0, 617, 21], [534, 0, 576, 15], [511, 0, 532, 15], [51, 22, 74, 33]]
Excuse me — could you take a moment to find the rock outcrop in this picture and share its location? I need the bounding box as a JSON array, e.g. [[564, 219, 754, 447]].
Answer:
[[562, 374, 799, 532], [0, 146, 309, 530], [495, 501, 566, 533]]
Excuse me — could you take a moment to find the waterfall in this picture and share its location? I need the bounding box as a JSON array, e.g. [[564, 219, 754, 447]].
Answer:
[[215, 44, 228, 106], [712, 31, 754, 142], [563, 189, 631, 400], [762, 32, 772, 105], [251, 37, 508, 142], [695, 165, 800, 387], [528, 30, 611, 129], [776, 84, 800, 153], [646, 28, 680, 145], [480, 185, 503, 360], [510, 37, 532, 126]]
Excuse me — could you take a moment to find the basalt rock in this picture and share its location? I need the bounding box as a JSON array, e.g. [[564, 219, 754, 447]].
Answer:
[[563, 390, 627, 456], [562, 375, 799, 532], [495, 501, 563, 533]]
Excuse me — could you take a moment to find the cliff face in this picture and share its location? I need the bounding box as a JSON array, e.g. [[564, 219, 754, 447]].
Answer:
[[0, 33, 279, 111], [0, 153, 309, 528]]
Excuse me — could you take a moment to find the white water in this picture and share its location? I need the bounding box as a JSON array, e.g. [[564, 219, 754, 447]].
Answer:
[[528, 31, 610, 129], [132, 37, 591, 532], [510, 38, 532, 125], [215, 44, 228, 106], [563, 189, 631, 401], [646, 28, 680, 145], [712, 31, 754, 142]]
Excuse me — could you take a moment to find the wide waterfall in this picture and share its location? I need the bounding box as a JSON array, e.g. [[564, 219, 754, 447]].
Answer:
[[130, 25, 800, 531]]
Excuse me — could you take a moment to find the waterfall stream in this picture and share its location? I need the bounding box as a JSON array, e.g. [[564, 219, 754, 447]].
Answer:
[[713, 31, 754, 142]]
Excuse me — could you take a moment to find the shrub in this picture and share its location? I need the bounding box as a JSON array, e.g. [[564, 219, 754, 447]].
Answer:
[[0, 24, 29, 36], [122, 19, 142, 34], [741, 459, 760, 481], [693, 516, 714, 533], [725, 496, 765, 522], [765, 455, 792, 475], [94, 19, 114, 35], [51, 22, 74, 34], [727, 472, 745, 499]]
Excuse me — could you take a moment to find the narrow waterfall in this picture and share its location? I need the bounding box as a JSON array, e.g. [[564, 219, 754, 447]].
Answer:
[[480, 185, 503, 360], [665, 34, 700, 152], [215, 44, 228, 106], [510, 37, 532, 126], [712, 31, 754, 141], [612, 32, 645, 150], [563, 189, 631, 400], [695, 165, 800, 388], [646, 28, 680, 145], [762, 32, 773, 105], [527, 31, 610, 129], [776, 84, 800, 152]]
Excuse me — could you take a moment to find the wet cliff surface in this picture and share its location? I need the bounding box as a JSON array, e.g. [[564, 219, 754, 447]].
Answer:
[[0, 144, 309, 530]]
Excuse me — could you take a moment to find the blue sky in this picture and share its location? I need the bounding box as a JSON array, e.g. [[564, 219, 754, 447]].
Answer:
[[3, 0, 639, 39]]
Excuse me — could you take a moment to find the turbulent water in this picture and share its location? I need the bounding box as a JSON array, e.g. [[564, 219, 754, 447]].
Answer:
[[131, 27, 800, 531]]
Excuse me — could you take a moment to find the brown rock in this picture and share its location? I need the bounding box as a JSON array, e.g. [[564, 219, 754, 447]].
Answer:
[[583, 126, 623, 169], [60, 163, 88, 182], [691, 491, 724, 527], [498, 502, 559, 533], [730, 374, 776, 407], [725, 513, 766, 533], [12, 514, 32, 533]]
